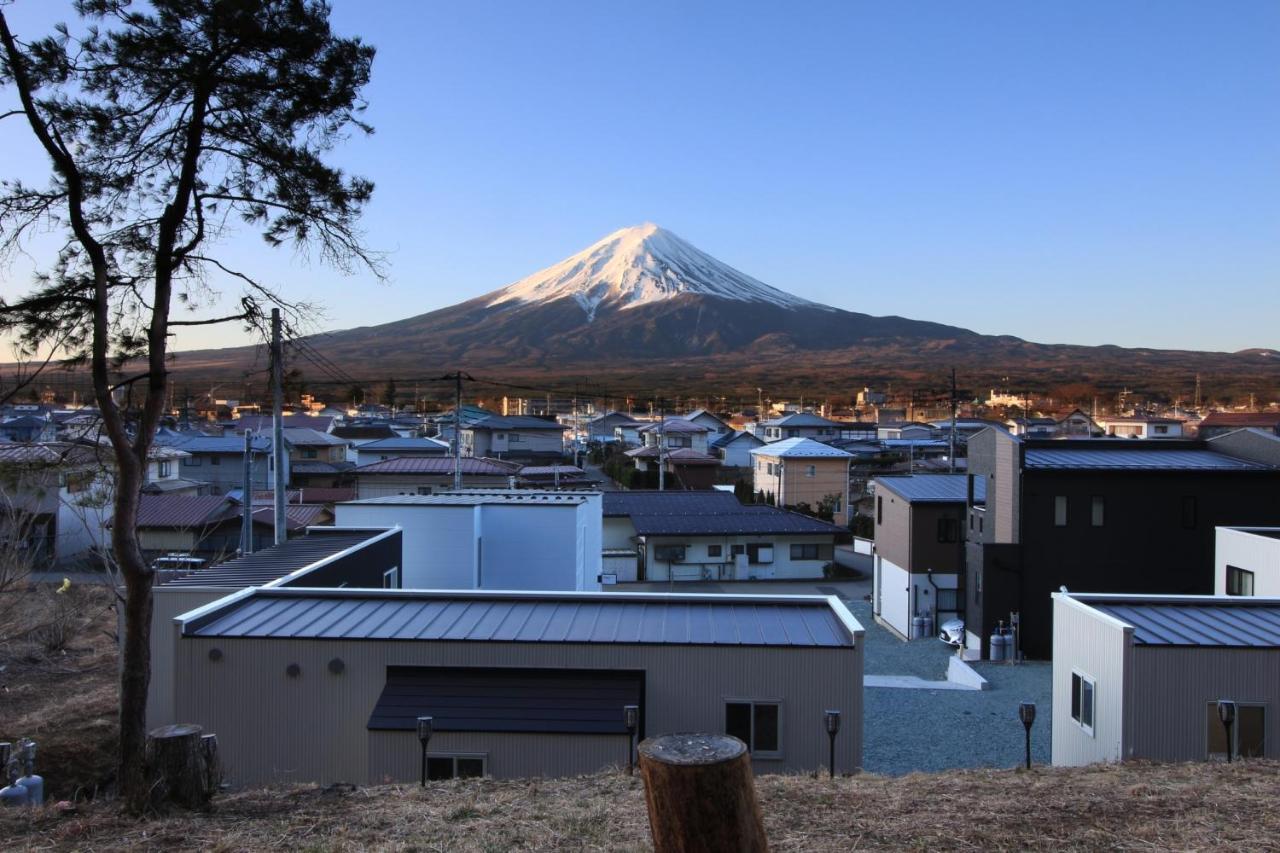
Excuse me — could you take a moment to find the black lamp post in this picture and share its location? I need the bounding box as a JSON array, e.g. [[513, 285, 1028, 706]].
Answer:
[[1018, 701, 1036, 769], [623, 705, 639, 775], [1217, 700, 1236, 763], [416, 715, 433, 786], [824, 710, 841, 779]]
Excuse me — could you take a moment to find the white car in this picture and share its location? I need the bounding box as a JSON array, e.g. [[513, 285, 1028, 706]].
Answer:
[[939, 617, 965, 647]]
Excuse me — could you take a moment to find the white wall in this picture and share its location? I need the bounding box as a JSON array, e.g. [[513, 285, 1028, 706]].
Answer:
[[874, 556, 911, 637], [640, 534, 835, 582], [1051, 595, 1132, 766], [1215, 527, 1280, 596], [479, 504, 579, 590], [336, 503, 477, 588]]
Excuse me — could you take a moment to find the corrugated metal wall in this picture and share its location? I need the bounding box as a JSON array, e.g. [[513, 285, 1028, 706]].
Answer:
[[149, 587, 232, 728], [173, 636, 862, 787], [1050, 595, 1131, 766], [1126, 645, 1280, 762]]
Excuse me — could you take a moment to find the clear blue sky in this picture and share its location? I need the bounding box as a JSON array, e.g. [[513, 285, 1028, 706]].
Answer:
[[2, 1, 1277, 352]]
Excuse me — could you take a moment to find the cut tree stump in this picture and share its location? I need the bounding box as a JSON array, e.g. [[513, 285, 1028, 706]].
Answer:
[[146, 724, 220, 810], [638, 733, 768, 853]]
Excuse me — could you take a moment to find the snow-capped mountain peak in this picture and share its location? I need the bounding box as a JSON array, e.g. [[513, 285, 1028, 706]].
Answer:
[[486, 223, 823, 321]]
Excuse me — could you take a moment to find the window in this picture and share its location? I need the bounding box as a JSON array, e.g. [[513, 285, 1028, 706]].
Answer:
[[766, 462, 775, 476], [416, 486, 433, 496], [1207, 703, 1265, 759], [935, 588, 959, 612], [746, 543, 774, 564], [725, 701, 781, 756], [936, 517, 959, 543], [1054, 495, 1068, 527], [979, 515, 984, 534], [426, 755, 486, 780], [654, 545, 686, 562], [1071, 671, 1095, 735], [1091, 496, 1105, 527], [211, 456, 221, 466], [1181, 496, 1197, 529], [1226, 566, 1255, 596], [508, 433, 522, 443], [1154, 425, 1169, 435], [182, 456, 201, 467], [302, 448, 318, 459], [790, 543, 834, 561], [730, 544, 746, 557], [804, 464, 816, 478], [786, 429, 798, 438], [382, 566, 401, 589], [668, 435, 691, 448], [876, 496, 883, 525], [707, 545, 723, 558]]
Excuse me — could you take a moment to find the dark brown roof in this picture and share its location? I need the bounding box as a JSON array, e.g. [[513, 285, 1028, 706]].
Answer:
[[1200, 412, 1280, 428], [354, 456, 518, 476]]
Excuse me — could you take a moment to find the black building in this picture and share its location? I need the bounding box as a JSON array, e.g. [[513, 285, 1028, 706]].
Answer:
[[964, 433, 1280, 659]]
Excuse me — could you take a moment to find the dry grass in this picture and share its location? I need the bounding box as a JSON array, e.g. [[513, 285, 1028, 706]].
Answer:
[[1, 760, 1278, 851], [0, 581, 119, 799]]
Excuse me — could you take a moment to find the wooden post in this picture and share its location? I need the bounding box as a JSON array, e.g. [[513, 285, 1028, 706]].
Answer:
[[638, 733, 768, 853], [145, 724, 220, 810]]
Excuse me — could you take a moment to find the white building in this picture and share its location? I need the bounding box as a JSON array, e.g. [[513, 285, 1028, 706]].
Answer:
[[1094, 416, 1186, 439], [336, 490, 603, 591], [461, 415, 566, 461], [1215, 527, 1280, 597], [1051, 592, 1278, 767]]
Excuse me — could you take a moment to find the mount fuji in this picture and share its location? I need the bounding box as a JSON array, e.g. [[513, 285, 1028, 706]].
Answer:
[[173, 224, 1277, 394]]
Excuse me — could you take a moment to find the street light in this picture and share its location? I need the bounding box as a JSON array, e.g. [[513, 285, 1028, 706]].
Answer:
[[1018, 701, 1036, 769], [1217, 700, 1237, 763], [623, 705, 640, 775], [416, 716, 433, 786], [824, 710, 841, 779]]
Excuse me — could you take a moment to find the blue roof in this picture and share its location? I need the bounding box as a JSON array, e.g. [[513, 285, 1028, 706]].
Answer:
[[875, 474, 986, 504], [356, 437, 448, 453], [630, 506, 846, 536], [469, 415, 566, 431], [182, 589, 860, 647], [1087, 599, 1280, 647], [712, 430, 763, 449], [750, 437, 852, 459], [155, 433, 271, 453], [1024, 448, 1268, 471], [603, 490, 743, 517]]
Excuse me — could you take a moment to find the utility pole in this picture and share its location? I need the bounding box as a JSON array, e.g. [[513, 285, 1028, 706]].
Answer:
[[658, 398, 666, 492], [949, 368, 958, 474], [1194, 374, 1202, 412], [438, 371, 472, 490], [240, 429, 254, 554], [270, 308, 286, 546]]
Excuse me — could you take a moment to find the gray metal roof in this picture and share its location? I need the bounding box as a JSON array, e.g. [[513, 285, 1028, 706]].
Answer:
[[750, 437, 852, 459], [159, 529, 394, 588], [631, 507, 845, 537], [1091, 601, 1280, 647], [182, 589, 858, 647], [1024, 448, 1269, 471], [603, 490, 743, 517], [343, 493, 586, 507], [874, 474, 987, 504]]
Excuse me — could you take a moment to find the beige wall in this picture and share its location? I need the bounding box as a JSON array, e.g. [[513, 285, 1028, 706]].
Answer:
[[148, 587, 232, 729], [752, 455, 848, 525], [174, 636, 862, 787]]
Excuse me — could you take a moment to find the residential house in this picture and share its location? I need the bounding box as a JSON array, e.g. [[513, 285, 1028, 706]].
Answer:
[[623, 445, 721, 489], [331, 423, 398, 445], [759, 412, 845, 443], [517, 465, 595, 489], [876, 422, 935, 441], [871, 474, 986, 640], [712, 430, 765, 468], [1215, 527, 1280, 597], [637, 418, 711, 454], [1198, 412, 1280, 440], [1051, 592, 1278, 766], [351, 436, 449, 466], [156, 432, 272, 493], [129, 494, 333, 563], [0, 442, 112, 567], [1055, 409, 1103, 437], [335, 490, 602, 590], [141, 446, 209, 496], [611, 420, 648, 448], [147, 526, 402, 728], [586, 411, 643, 443], [1094, 416, 1186, 439], [1006, 417, 1059, 438], [0, 415, 57, 443], [282, 427, 354, 487], [462, 415, 566, 461], [233, 414, 337, 433], [964, 432, 1280, 658], [351, 456, 518, 499], [750, 438, 852, 525], [680, 409, 734, 437], [603, 490, 849, 582], [170, 587, 864, 784]]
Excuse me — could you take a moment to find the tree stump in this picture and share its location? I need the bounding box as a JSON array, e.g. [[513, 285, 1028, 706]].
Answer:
[[638, 733, 768, 853], [145, 724, 220, 810]]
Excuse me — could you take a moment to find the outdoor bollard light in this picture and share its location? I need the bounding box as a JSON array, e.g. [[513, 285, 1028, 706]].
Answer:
[[416, 716, 433, 786], [824, 709, 841, 779], [623, 704, 640, 775], [1018, 701, 1036, 770], [1217, 700, 1237, 763]]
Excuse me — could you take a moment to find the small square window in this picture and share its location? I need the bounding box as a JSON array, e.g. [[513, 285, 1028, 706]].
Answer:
[[725, 700, 781, 757], [1091, 496, 1105, 527], [1226, 566, 1255, 596], [707, 545, 723, 558], [425, 754, 487, 780], [1054, 495, 1068, 527], [1071, 671, 1095, 735]]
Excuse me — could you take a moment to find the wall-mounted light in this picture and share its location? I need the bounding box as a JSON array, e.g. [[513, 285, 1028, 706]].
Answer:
[[286, 663, 301, 678], [328, 658, 345, 675], [208, 648, 223, 662]]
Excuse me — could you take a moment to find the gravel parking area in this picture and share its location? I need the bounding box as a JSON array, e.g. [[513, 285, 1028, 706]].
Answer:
[[613, 576, 1053, 775]]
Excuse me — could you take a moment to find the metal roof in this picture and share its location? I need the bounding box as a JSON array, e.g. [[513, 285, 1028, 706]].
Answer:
[[638, 418, 710, 434], [630, 507, 845, 537], [467, 415, 565, 431], [1088, 600, 1280, 647], [343, 493, 586, 507], [1024, 448, 1269, 471], [160, 529, 395, 588], [355, 437, 449, 452], [132, 495, 238, 529], [281, 427, 348, 446], [874, 474, 986, 504], [250, 504, 331, 530], [1199, 412, 1280, 428], [518, 465, 586, 476], [761, 412, 843, 428], [750, 437, 852, 459], [353, 456, 517, 475], [181, 589, 859, 646], [603, 490, 744, 517], [711, 430, 763, 449], [331, 425, 397, 440]]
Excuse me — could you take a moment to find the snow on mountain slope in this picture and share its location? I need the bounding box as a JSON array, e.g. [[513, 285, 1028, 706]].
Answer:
[[486, 223, 827, 321]]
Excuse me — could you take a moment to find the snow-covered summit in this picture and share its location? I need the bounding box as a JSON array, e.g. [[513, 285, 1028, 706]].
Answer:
[[486, 223, 825, 321]]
